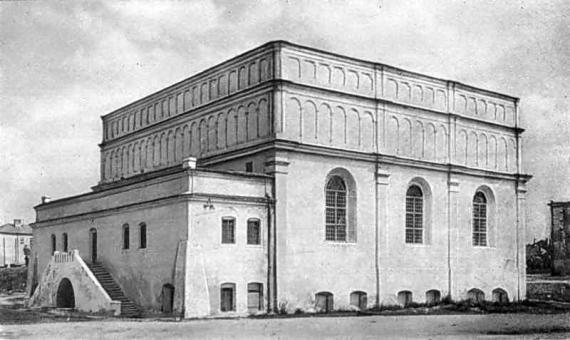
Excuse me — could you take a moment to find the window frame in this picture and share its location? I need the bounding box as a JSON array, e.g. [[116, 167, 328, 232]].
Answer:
[[325, 176, 348, 242], [62, 233, 68, 253], [51, 234, 56, 255], [315, 291, 334, 313], [139, 223, 147, 249], [246, 218, 261, 246], [123, 224, 130, 250], [247, 282, 263, 312], [220, 282, 236, 312], [221, 217, 236, 244], [245, 161, 253, 173], [405, 185, 424, 244], [350, 291, 367, 310], [472, 191, 488, 247]]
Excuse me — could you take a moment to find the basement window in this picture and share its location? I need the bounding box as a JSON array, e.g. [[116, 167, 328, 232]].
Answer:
[[247, 282, 263, 312], [220, 283, 236, 312]]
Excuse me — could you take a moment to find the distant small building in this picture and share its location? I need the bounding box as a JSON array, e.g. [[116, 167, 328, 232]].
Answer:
[[549, 201, 570, 275], [0, 219, 32, 266]]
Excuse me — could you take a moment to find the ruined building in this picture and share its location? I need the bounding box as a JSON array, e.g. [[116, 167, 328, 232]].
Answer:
[[549, 201, 570, 275], [28, 41, 530, 317]]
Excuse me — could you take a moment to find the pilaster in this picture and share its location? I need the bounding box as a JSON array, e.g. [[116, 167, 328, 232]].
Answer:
[[447, 176, 460, 298], [375, 167, 390, 306], [264, 152, 289, 312], [516, 181, 528, 300]]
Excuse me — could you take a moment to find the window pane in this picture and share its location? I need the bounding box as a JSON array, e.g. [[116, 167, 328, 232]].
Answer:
[[326, 225, 336, 241]]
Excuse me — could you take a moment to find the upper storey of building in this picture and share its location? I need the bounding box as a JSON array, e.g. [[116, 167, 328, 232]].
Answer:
[[99, 41, 522, 184]]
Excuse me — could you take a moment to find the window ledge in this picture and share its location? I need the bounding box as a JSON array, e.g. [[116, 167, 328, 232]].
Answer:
[[324, 241, 357, 246], [245, 244, 263, 248], [472, 245, 496, 250], [404, 243, 430, 247]]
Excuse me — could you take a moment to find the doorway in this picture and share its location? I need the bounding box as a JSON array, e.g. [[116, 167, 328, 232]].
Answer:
[[161, 284, 174, 313], [56, 278, 75, 308]]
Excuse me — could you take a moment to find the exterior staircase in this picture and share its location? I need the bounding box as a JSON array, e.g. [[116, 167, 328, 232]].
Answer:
[[86, 262, 142, 317]]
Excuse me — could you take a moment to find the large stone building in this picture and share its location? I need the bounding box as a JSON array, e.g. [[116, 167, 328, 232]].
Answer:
[[28, 41, 530, 317]]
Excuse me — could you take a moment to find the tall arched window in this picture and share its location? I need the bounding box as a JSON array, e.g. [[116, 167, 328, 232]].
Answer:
[[62, 233, 68, 252], [139, 223, 147, 249], [51, 234, 56, 254], [405, 185, 423, 243], [473, 192, 487, 246], [123, 224, 130, 250], [325, 176, 347, 242]]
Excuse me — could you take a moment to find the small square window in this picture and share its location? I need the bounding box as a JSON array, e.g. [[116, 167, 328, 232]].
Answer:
[[222, 218, 235, 244], [245, 162, 253, 173]]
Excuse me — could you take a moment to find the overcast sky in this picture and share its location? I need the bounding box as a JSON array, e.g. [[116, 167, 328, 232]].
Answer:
[[1, 0, 568, 242]]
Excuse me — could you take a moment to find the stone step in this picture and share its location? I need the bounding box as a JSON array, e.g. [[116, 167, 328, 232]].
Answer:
[[87, 262, 142, 318]]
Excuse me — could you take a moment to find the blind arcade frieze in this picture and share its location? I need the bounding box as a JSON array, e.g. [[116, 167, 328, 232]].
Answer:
[[101, 93, 272, 182], [98, 42, 521, 183], [280, 46, 518, 128], [102, 50, 274, 143]]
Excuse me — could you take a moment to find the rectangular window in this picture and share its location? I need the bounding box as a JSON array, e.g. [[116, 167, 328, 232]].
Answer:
[[247, 283, 263, 312], [220, 283, 235, 312], [247, 219, 260, 245], [222, 218, 235, 244], [473, 203, 487, 246], [245, 161, 253, 173], [123, 225, 130, 250], [139, 223, 147, 249], [405, 195, 423, 243], [62, 233, 68, 252]]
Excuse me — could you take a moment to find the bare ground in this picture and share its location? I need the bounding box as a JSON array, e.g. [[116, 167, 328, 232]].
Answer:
[[1, 313, 570, 339], [2, 293, 570, 339]]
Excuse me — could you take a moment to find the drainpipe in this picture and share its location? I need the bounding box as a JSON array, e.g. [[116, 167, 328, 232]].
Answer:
[[447, 170, 452, 299], [266, 193, 273, 313], [374, 158, 380, 308]]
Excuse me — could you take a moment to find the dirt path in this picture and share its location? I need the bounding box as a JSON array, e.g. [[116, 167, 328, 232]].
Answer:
[[1, 313, 570, 339]]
